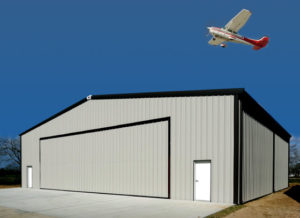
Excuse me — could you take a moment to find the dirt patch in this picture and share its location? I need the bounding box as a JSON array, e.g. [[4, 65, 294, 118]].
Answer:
[[0, 185, 20, 189], [226, 184, 300, 218]]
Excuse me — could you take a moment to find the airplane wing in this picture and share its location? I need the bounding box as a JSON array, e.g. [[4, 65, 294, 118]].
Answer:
[[208, 37, 224, 46], [225, 9, 251, 33]]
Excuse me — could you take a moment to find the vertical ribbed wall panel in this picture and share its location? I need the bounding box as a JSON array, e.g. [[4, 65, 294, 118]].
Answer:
[[22, 96, 234, 203], [274, 134, 289, 191], [242, 112, 273, 202], [40, 121, 169, 198]]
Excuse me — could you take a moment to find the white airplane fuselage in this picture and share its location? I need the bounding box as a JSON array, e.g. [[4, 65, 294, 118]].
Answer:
[[207, 9, 269, 50], [208, 27, 252, 46]]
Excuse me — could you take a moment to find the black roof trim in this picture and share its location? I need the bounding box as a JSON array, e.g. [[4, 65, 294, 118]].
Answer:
[[240, 91, 291, 142], [20, 98, 87, 136], [19, 88, 290, 142], [91, 88, 245, 99], [20, 88, 243, 136]]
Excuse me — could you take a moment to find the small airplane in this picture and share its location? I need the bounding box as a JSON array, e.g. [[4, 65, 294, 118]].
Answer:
[[207, 9, 269, 50]]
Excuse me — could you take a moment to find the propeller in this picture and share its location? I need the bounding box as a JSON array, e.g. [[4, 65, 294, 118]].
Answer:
[[205, 19, 217, 37], [206, 27, 211, 37]]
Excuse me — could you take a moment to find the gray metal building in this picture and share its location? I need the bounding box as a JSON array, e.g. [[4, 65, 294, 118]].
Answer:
[[20, 88, 290, 204]]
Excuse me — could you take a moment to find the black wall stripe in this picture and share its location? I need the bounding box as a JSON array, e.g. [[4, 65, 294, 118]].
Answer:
[[239, 99, 244, 204], [20, 136, 22, 187], [233, 95, 239, 204], [40, 117, 169, 140], [273, 133, 275, 192], [168, 118, 171, 199]]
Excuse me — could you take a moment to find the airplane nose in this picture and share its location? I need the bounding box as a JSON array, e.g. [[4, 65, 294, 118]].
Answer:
[[206, 27, 211, 36]]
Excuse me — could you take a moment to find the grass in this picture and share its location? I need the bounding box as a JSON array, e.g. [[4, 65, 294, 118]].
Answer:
[[206, 205, 245, 218], [207, 179, 300, 218], [0, 184, 20, 189], [289, 177, 300, 183]]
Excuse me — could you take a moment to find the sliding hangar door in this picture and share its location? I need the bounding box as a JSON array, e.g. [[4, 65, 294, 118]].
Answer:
[[40, 119, 170, 198]]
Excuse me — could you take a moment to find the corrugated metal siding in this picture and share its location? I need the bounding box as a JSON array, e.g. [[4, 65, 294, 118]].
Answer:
[[242, 112, 273, 202], [274, 134, 289, 191], [21, 96, 234, 203], [40, 121, 169, 198], [22, 133, 39, 188]]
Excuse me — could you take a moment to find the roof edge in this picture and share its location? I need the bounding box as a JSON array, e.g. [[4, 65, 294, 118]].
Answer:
[[20, 88, 291, 141], [91, 88, 245, 99], [240, 91, 291, 142], [19, 88, 243, 136], [20, 98, 87, 136]]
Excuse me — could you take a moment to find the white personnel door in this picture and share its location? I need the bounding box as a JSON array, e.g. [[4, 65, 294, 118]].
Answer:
[[194, 161, 211, 201], [27, 166, 32, 188]]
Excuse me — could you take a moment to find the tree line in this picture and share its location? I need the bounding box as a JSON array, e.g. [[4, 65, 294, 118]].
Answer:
[[0, 137, 21, 171], [0, 137, 21, 184], [0, 136, 299, 177], [289, 138, 300, 177]]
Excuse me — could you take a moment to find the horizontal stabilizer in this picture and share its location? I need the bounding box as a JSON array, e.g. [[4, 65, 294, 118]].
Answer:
[[253, 45, 262, 50]]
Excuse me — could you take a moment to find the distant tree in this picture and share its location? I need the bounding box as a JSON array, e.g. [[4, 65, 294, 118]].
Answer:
[[290, 144, 299, 165], [0, 137, 21, 171], [289, 137, 300, 177], [0, 144, 6, 166]]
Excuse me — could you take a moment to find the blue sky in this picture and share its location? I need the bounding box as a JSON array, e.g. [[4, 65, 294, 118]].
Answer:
[[0, 0, 299, 138]]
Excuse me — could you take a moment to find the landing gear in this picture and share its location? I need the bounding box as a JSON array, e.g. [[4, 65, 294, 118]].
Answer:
[[220, 43, 227, 48]]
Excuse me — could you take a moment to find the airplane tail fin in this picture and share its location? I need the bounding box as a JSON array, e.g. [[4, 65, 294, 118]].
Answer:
[[252, 36, 269, 50]]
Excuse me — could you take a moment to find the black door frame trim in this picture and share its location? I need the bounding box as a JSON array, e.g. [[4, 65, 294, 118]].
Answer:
[[39, 117, 171, 199]]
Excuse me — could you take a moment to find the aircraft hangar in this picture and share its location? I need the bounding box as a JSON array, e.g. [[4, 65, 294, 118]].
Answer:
[[20, 88, 290, 204]]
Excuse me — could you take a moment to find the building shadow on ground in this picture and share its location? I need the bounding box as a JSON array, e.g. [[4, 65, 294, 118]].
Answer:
[[285, 185, 300, 203]]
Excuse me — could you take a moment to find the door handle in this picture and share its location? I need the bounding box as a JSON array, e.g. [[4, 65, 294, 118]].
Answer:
[[195, 180, 199, 182]]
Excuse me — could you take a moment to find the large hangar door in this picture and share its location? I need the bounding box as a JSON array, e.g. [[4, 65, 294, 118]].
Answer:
[[40, 118, 169, 198]]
